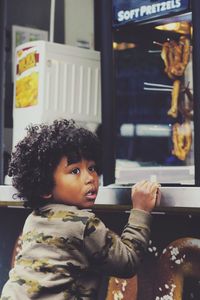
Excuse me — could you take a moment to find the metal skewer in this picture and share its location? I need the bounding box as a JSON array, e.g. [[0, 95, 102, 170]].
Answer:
[[144, 82, 173, 89]]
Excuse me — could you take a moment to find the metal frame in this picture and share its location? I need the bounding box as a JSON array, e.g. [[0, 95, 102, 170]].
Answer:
[[99, 0, 116, 185], [99, 0, 200, 186], [192, 0, 200, 186], [0, 0, 6, 184], [0, 185, 200, 213]]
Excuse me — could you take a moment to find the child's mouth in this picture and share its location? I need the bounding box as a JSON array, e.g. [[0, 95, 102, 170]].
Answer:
[[85, 190, 97, 200]]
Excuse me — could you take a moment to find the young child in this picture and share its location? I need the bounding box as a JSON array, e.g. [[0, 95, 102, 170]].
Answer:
[[1, 119, 160, 300]]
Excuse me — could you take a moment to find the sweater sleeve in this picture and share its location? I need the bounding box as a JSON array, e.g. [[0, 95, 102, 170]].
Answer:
[[83, 209, 152, 278]]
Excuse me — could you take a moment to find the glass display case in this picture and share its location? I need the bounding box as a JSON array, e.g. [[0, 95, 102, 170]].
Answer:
[[112, 0, 195, 184]]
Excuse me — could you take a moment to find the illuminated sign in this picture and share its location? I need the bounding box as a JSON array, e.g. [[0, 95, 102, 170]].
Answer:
[[113, 0, 190, 27]]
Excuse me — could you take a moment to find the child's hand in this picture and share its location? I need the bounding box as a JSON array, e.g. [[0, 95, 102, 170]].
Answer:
[[131, 180, 161, 212]]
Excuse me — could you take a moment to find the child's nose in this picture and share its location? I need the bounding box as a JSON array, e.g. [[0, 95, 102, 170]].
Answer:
[[84, 171, 94, 184]]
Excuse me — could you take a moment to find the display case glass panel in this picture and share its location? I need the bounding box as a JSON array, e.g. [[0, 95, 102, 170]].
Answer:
[[113, 5, 193, 185]]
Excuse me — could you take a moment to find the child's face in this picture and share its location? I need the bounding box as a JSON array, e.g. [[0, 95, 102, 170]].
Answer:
[[51, 157, 99, 208]]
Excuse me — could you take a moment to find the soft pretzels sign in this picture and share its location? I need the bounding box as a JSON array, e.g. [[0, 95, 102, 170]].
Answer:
[[113, 0, 190, 26]]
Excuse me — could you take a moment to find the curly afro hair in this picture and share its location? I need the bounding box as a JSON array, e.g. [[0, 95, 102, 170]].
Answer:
[[8, 119, 102, 209]]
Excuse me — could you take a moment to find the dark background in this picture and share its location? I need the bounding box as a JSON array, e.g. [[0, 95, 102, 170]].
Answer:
[[3, 0, 65, 128]]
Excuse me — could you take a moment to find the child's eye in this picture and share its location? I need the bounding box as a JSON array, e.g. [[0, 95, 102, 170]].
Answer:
[[71, 168, 80, 175], [88, 165, 97, 172]]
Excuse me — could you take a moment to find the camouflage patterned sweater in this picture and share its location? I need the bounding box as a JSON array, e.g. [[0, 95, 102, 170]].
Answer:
[[0, 203, 151, 300]]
